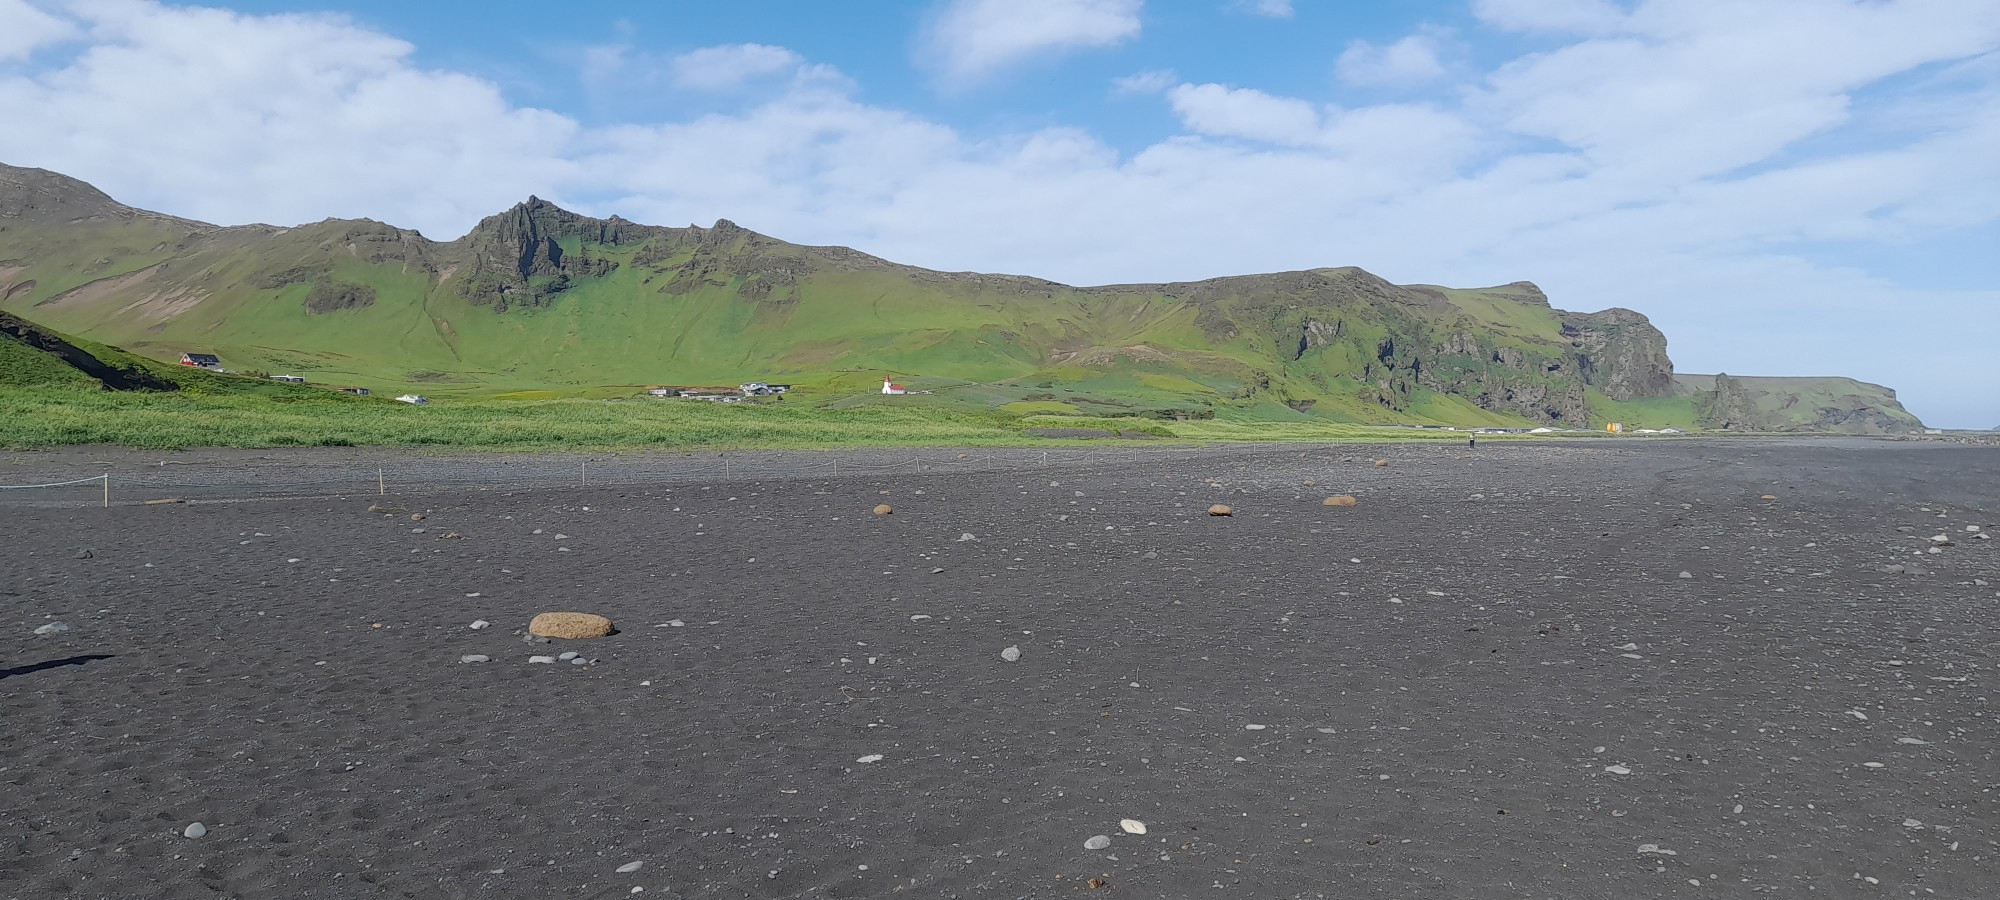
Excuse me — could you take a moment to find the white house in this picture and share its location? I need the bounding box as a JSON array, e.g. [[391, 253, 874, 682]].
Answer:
[[881, 377, 907, 395], [394, 394, 429, 405]]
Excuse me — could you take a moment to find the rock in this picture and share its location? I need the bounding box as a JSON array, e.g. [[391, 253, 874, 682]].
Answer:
[[459, 655, 491, 663], [1604, 764, 1632, 775], [1000, 646, 1022, 662], [528, 655, 556, 664], [617, 861, 644, 874], [569, 657, 589, 666], [73, 549, 93, 559], [1878, 564, 1906, 574], [1374, 459, 1389, 467], [33, 622, 70, 635], [1244, 723, 1267, 731], [410, 513, 425, 521], [529, 612, 614, 639], [1760, 494, 1777, 501], [1208, 504, 1233, 516], [1322, 495, 1357, 507], [1677, 571, 1693, 579], [855, 754, 884, 764], [957, 533, 978, 542], [183, 823, 207, 839], [558, 651, 580, 661], [469, 619, 491, 630], [1120, 819, 1147, 835], [873, 504, 893, 516], [1084, 835, 1112, 851]]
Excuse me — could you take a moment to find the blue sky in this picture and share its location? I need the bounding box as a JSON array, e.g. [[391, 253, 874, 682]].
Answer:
[[2, 0, 1996, 426]]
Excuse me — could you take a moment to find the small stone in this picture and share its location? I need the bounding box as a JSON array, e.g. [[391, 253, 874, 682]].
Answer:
[[1119, 819, 1147, 835], [410, 513, 425, 521], [1862, 761, 1885, 768], [855, 754, 884, 764], [570, 657, 588, 666], [1084, 835, 1112, 850], [1244, 724, 1267, 731], [617, 861, 644, 873], [910, 614, 932, 621], [528, 612, 614, 639], [1322, 495, 1357, 507], [33, 622, 70, 635], [957, 533, 978, 542], [1879, 564, 1906, 574], [873, 504, 893, 516], [558, 651, 580, 661], [1902, 819, 1924, 829], [1677, 571, 1693, 579], [469, 620, 492, 630], [1604, 765, 1632, 775], [528, 655, 556, 664], [459, 655, 491, 663], [1000, 646, 1022, 662], [1208, 504, 1233, 516], [73, 549, 94, 559], [1760, 494, 1777, 500], [1375, 459, 1389, 467], [183, 823, 207, 839]]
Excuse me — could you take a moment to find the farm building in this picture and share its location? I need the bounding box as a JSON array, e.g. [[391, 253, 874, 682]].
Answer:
[[338, 387, 370, 396], [179, 352, 221, 370], [881, 378, 906, 395], [269, 375, 305, 383], [394, 394, 428, 405]]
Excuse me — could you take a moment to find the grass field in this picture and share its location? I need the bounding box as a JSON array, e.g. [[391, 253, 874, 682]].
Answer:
[[0, 386, 1543, 451]]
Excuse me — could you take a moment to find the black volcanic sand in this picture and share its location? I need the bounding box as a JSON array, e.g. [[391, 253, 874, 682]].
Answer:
[[4, 439, 1997, 899]]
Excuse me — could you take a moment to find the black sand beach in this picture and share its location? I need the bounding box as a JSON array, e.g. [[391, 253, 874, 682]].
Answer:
[[4, 439, 1997, 898]]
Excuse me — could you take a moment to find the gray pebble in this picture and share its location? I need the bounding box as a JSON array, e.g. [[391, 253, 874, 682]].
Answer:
[[617, 861, 644, 873], [528, 655, 556, 664], [34, 622, 70, 635], [1084, 835, 1111, 850], [569, 657, 589, 666], [183, 823, 207, 839], [459, 655, 491, 664], [1000, 646, 1022, 662], [558, 651, 580, 661]]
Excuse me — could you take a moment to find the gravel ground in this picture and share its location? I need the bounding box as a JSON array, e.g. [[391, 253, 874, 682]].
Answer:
[[3, 438, 1997, 899]]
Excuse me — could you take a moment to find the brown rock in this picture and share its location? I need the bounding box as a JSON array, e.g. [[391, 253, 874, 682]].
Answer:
[[1208, 504, 1233, 516], [1760, 494, 1777, 500], [1374, 459, 1389, 467], [529, 612, 614, 639], [1323, 495, 1357, 507], [873, 504, 894, 516], [410, 513, 426, 521]]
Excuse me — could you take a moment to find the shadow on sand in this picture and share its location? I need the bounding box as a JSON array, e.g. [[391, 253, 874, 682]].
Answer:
[[0, 654, 114, 681]]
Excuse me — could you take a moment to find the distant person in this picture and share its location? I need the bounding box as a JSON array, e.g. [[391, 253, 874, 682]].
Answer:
[[1469, 435, 1477, 449]]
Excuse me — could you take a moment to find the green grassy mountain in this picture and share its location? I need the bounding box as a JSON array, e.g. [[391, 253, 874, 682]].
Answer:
[[0, 161, 1921, 432]]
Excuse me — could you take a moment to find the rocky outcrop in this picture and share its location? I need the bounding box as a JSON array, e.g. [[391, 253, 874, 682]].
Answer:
[[1682, 373, 1924, 434], [1559, 308, 1675, 400]]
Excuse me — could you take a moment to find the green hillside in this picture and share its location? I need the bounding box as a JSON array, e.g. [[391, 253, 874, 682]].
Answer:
[[1673, 374, 1923, 434], [0, 161, 1923, 434]]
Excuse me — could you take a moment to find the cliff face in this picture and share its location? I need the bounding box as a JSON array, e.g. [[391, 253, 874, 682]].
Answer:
[[1680, 374, 1924, 433], [1559, 308, 1675, 401]]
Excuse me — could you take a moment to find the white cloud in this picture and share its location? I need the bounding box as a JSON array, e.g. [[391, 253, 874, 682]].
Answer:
[[1471, 0, 1630, 35], [1167, 83, 1322, 145], [3, 0, 1998, 426], [669, 43, 802, 91], [1238, 0, 1294, 18], [921, 0, 1143, 83], [1111, 68, 1176, 95], [0, 0, 76, 60], [1335, 33, 1449, 87], [0, 1, 577, 235]]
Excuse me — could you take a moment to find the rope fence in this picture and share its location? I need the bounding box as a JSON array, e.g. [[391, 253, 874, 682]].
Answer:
[[0, 445, 1253, 506]]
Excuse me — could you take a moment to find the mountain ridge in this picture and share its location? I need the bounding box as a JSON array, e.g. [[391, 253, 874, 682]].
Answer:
[[0, 161, 1923, 432]]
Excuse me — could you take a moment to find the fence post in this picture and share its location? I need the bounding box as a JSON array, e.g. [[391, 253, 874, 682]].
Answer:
[[102, 473, 109, 508], [1041, 451, 1048, 467], [378, 465, 385, 496], [724, 456, 730, 478], [581, 459, 588, 485]]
